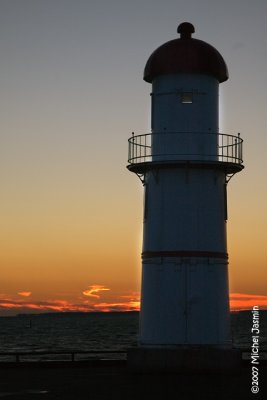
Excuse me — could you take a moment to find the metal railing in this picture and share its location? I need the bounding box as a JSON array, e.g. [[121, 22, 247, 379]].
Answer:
[[128, 132, 243, 166], [0, 350, 127, 363], [0, 349, 265, 364]]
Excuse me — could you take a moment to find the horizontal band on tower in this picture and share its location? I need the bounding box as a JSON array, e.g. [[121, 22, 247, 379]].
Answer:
[[127, 160, 244, 175], [142, 250, 228, 259]]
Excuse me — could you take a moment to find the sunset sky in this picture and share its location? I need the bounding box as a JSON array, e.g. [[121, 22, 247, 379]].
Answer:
[[1, 0, 267, 316]]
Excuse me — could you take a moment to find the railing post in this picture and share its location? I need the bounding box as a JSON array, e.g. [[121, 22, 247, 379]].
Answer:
[[226, 135, 229, 161], [240, 132, 242, 162], [218, 133, 220, 161], [140, 135, 142, 161], [132, 132, 135, 162]]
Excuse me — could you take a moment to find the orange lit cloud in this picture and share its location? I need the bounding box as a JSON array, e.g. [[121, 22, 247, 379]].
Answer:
[[87, 291, 140, 312], [94, 301, 140, 312], [18, 291, 32, 297], [230, 293, 267, 311], [1, 292, 266, 316], [0, 297, 92, 314], [0, 291, 140, 315], [82, 285, 110, 298]]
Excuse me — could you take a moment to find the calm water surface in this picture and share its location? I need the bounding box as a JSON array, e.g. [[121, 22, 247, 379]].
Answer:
[[0, 311, 266, 361]]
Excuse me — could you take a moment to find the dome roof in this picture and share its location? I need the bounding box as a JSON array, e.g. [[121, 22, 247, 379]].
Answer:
[[144, 22, 228, 83]]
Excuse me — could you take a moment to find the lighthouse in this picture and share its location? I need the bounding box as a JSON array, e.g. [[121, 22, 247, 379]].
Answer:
[[127, 23, 244, 370]]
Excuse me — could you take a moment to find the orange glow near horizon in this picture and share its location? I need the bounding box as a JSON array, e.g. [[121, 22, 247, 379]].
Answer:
[[0, 291, 267, 316], [229, 293, 267, 311]]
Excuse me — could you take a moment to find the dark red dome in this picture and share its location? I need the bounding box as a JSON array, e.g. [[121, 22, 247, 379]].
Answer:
[[144, 23, 228, 83]]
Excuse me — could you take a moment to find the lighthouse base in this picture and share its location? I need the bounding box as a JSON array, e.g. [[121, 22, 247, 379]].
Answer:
[[127, 347, 241, 373]]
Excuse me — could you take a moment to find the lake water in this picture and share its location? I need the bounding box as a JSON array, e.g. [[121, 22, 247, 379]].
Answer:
[[0, 311, 266, 361]]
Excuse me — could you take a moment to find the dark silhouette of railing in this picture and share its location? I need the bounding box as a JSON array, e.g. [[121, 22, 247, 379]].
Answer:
[[0, 350, 127, 363], [128, 132, 243, 166], [0, 349, 266, 364]]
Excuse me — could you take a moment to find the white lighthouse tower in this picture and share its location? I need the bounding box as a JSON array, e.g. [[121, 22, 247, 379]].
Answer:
[[127, 23, 244, 370]]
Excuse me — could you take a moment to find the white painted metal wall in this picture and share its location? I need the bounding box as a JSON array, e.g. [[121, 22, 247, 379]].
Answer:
[[151, 73, 219, 161], [143, 169, 226, 252], [140, 168, 231, 347], [139, 72, 231, 347], [140, 260, 231, 346]]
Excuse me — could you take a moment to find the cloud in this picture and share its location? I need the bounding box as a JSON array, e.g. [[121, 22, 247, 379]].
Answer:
[[18, 291, 32, 297], [0, 297, 93, 315], [82, 285, 110, 298], [94, 301, 140, 312], [230, 293, 267, 311], [0, 296, 140, 315], [0, 291, 139, 316], [1, 291, 266, 316]]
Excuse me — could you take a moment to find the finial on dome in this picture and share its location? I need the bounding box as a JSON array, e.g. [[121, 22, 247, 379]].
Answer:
[[177, 22, 195, 39]]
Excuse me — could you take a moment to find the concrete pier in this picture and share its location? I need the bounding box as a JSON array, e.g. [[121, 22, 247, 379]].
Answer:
[[127, 347, 241, 372], [0, 361, 266, 399]]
